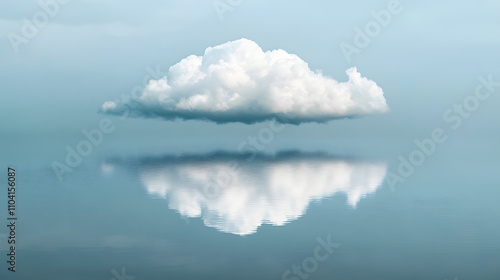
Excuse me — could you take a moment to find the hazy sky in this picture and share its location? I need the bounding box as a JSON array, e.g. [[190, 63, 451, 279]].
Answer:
[[1, 0, 499, 157]]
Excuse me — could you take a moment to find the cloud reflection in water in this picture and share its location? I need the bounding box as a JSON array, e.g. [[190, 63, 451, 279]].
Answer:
[[106, 152, 387, 235]]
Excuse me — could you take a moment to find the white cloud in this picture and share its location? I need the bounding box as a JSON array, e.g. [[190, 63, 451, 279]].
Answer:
[[101, 38, 389, 124], [101, 101, 117, 110], [107, 153, 387, 235]]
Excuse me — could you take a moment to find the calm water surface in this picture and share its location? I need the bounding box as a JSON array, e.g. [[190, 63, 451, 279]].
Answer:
[[1, 136, 499, 280]]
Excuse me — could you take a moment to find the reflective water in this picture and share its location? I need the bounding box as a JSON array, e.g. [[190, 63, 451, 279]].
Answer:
[[107, 152, 387, 235], [1, 138, 500, 280]]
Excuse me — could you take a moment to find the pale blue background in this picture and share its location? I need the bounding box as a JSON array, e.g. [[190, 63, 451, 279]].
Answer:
[[1, 0, 499, 154], [0, 1, 500, 279]]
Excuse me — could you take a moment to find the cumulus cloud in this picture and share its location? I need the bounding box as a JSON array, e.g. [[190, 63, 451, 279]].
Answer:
[[106, 152, 387, 235], [101, 38, 389, 124]]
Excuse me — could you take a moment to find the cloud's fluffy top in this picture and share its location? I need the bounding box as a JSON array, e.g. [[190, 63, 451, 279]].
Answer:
[[101, 38, 389, 124], [106, 153, 387, 235]]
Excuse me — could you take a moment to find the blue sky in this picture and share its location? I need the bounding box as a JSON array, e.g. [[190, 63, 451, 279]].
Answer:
[[1, 3, 500, 279], [1, 0, 499, 159]]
